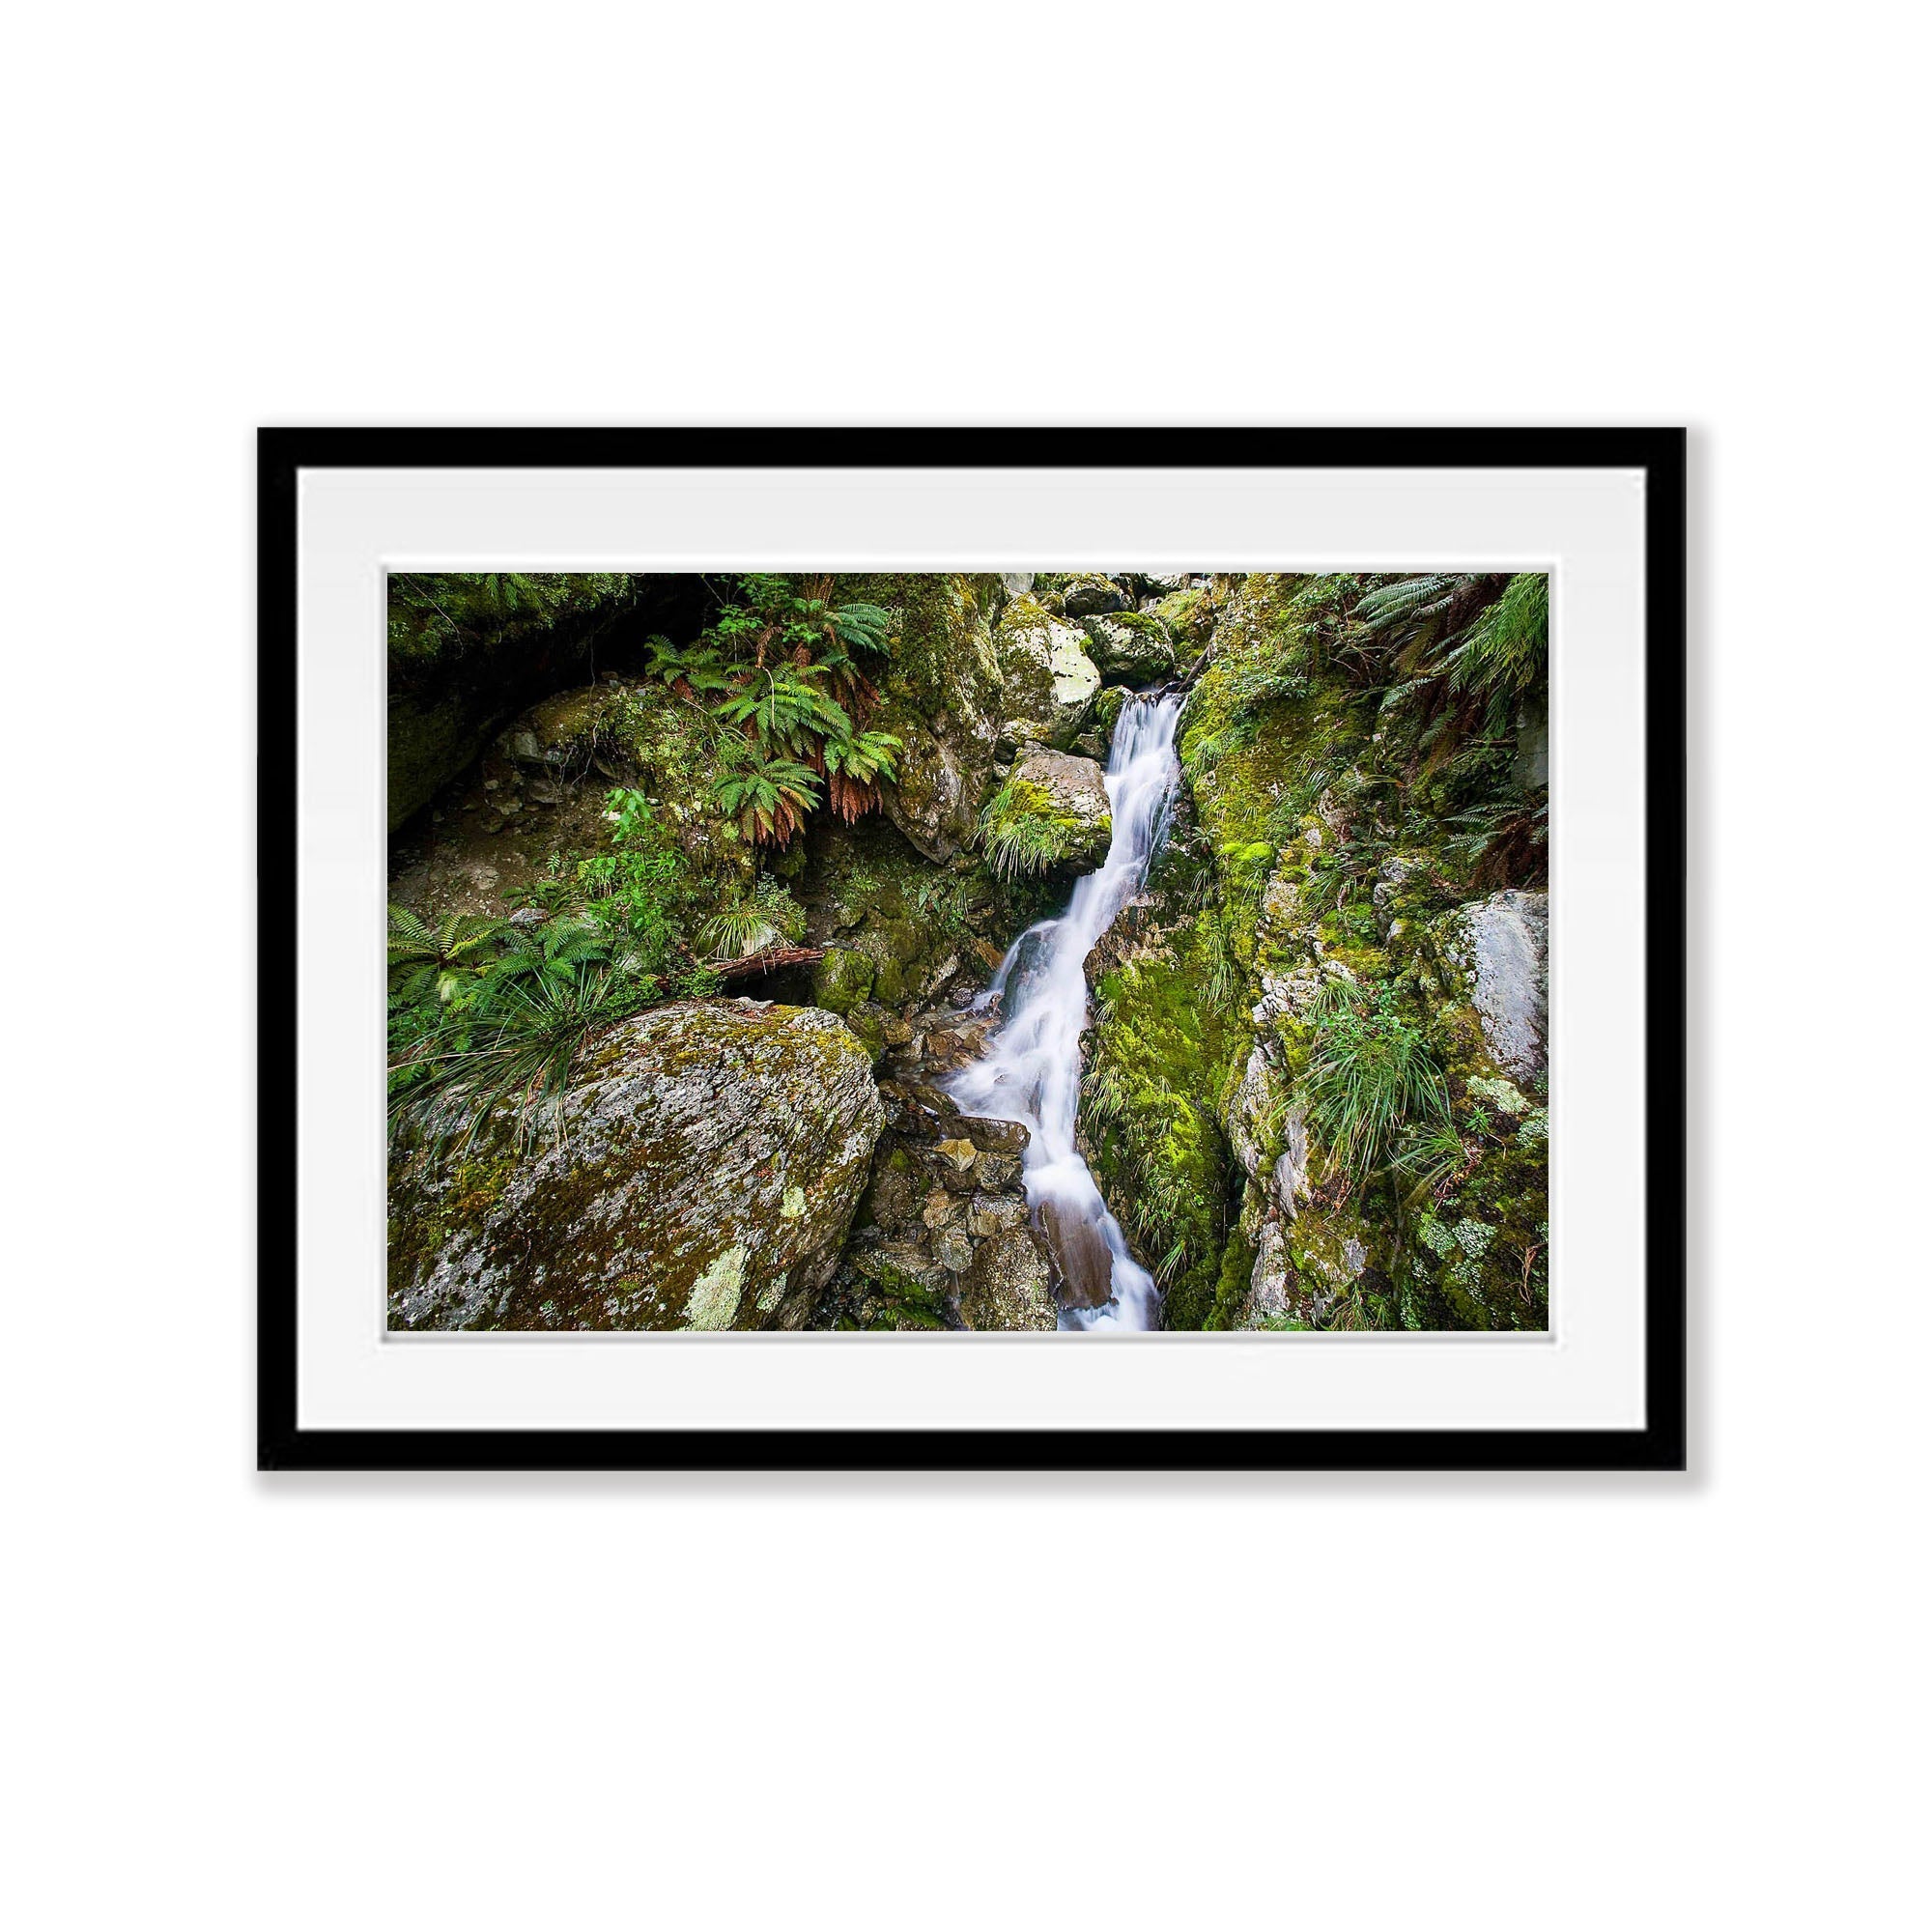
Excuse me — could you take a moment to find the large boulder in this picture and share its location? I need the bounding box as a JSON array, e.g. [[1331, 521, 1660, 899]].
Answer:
[[992, 593, 1100, 748], [388, 1001, 884, 1330], [839, 573, 1005, 861], [1061, 573, 1131, 617], [1076, 611, 1179, 686], [1007, 747, 1114, 872]]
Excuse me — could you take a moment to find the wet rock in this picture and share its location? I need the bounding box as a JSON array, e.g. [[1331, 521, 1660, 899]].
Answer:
[[935, 1138, 979, 1173], [933, 1226, 976, 1273], [922, 1188, 965, 1229], [956, 1223, 1058, 1329], [958, 1115, 1028, 1156], [1037, 1196, 1116, 1311], [387, 1001, 883, 1331], [967, 1192, 1027, 1239]]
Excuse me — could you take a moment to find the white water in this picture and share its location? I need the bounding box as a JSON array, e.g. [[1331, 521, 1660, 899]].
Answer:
[[947, 694, 1184, 1330]]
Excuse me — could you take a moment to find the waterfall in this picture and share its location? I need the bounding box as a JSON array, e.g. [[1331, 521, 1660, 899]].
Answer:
[[947, 694, 1185, 1330]]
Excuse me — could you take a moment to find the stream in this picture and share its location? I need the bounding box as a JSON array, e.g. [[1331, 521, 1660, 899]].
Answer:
[[947, 694, 1184, 1330]]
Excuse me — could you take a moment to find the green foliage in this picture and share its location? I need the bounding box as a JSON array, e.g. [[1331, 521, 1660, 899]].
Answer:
[[719, 662, 853, 757], [392, 962, 657, 1153], [1447, 572, 1548, 705], [697, 875, 807, 961], [1351, 571, 1548, 777], [1301, 978, 1451, 1186]]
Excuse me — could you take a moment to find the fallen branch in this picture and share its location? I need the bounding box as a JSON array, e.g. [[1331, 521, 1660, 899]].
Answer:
[[713, 945, 824, 980]]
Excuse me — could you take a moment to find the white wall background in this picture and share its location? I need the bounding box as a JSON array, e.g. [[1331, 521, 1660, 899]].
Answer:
[[6, 5, 1924, 1927]]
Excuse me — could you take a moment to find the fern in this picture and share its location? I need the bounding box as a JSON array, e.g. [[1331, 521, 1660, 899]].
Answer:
[[386, 905, 507, 1006], [710, 744, 822, 845]]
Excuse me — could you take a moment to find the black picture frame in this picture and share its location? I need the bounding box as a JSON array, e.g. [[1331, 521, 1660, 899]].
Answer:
[[258, 427, 1686, 1473]]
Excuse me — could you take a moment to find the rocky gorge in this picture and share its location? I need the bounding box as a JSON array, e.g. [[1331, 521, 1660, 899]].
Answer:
[[387, 568, 1549, 1332]]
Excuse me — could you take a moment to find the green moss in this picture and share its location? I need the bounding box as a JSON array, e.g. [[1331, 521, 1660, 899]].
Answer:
[[1082, 910, 1242, 1329]]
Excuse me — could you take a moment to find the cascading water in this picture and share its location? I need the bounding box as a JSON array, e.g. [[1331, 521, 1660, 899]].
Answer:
[[947, 693, 1185, 1330]]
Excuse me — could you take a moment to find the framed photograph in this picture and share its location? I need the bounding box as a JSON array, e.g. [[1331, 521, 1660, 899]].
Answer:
[[260, 427, 1685, 1471]]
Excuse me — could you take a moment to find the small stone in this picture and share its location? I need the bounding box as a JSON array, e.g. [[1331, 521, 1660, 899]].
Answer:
[[935, 1138, 979, 1173], [479, 811, 506, 836]]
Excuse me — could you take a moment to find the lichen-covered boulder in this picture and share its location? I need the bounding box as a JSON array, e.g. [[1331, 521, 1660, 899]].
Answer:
[[387, 1001, 884, 1330], [992, 593, 1101, 748], [1441, 890, 1548, 1081], [1062, 573, 1131, 617], [1076, 611, 1179, 687], [1008, 747, 1114, 871], [838, 573, 1004, 861]]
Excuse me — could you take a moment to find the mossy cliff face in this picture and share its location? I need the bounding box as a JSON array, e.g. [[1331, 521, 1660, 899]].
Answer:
[[1079, 571, 1550, 1331], [387, 1001, 883, 1330], [837, 573, 1005, 861]]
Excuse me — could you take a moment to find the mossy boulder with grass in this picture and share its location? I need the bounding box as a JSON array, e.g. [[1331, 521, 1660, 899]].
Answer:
[[387, 1000, 884, 1331], [979, 751, 1113, 881]]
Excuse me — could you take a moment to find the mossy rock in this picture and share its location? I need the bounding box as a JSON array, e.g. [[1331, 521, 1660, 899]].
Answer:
[[1062, 573, 1131, 617], [992, 593, 1101, 748], [1076, 611, 1179, 687]]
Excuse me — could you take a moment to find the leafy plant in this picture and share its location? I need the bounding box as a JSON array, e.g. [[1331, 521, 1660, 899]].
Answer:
[[697, 875, 807, 960], [719, 662, 853, 757], [482, 916, 608, 1000]]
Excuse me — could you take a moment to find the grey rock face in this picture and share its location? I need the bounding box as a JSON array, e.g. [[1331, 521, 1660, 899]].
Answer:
[[1444, 890, 1549, 1082], [388, 1001, 883, 1331]]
